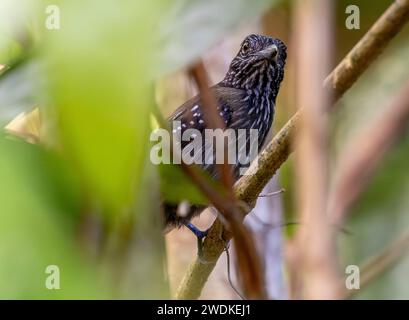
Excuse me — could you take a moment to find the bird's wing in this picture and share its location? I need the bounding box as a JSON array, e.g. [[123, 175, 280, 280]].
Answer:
[[168, 85, 246, 130], [167, 86, 248, 178]]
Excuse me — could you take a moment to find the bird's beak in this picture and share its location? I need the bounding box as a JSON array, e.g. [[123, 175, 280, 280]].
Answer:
[[257, 44, 278, 61]]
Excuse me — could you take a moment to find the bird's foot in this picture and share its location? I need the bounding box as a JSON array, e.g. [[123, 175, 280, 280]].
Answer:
[[186, 222, 208, 239], [185, 223, 209, 258]]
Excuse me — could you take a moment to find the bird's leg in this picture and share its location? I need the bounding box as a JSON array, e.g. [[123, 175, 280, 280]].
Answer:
[[185, 222, 209, 257]]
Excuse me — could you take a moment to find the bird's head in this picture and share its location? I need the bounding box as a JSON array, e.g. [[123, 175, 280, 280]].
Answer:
[[222, 34, 287, 93]]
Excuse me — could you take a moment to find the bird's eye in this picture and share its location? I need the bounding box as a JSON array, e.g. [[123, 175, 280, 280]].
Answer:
[[241, 42, 250, 54]]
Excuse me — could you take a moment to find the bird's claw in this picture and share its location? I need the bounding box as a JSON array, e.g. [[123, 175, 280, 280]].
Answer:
[[185, 223, 209, 258]]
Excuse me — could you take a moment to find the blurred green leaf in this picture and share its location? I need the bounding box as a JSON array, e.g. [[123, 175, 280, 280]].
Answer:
[[158, 163, 210, 205], [0, 36, 23, 63], [0, 136, 110, 299], [44, 0, 162, 218]]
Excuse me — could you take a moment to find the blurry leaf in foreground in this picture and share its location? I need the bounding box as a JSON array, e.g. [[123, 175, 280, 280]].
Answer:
[[0, 36, 23, 64], [0, 136, 110, 299], [158, 163, 210, 205], [43, 0, 162, 218], [0, 0, 37, 52]]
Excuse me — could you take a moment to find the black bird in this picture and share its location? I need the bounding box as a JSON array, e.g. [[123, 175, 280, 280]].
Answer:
[[164, 34, 287, 237]]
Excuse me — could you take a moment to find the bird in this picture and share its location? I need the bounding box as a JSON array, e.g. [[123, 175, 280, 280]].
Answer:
[[164, 34, 287, 239]]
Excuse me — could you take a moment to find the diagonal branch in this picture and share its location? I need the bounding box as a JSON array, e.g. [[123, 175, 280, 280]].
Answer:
[[189, 62, 265, 299], [176, 0, 409, 300]]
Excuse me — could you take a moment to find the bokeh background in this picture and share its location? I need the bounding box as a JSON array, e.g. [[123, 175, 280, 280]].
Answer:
[[0, 0, 408, 299]]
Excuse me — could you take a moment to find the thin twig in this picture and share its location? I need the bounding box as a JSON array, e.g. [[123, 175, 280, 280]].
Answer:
[[250, 214, 298, 230], [224, 243, 245, 300], [259, 188, 286, 197]]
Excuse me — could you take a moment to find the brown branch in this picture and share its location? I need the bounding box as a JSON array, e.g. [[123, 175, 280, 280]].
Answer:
[[292, 0, 340, 299], [341, 230, 409, 299], [187, 62, 265, 299], [189, 63, 235, 191], [175, 0, 409, 300], [324, 0, 409, 101], [176, 114, 298, 299]]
